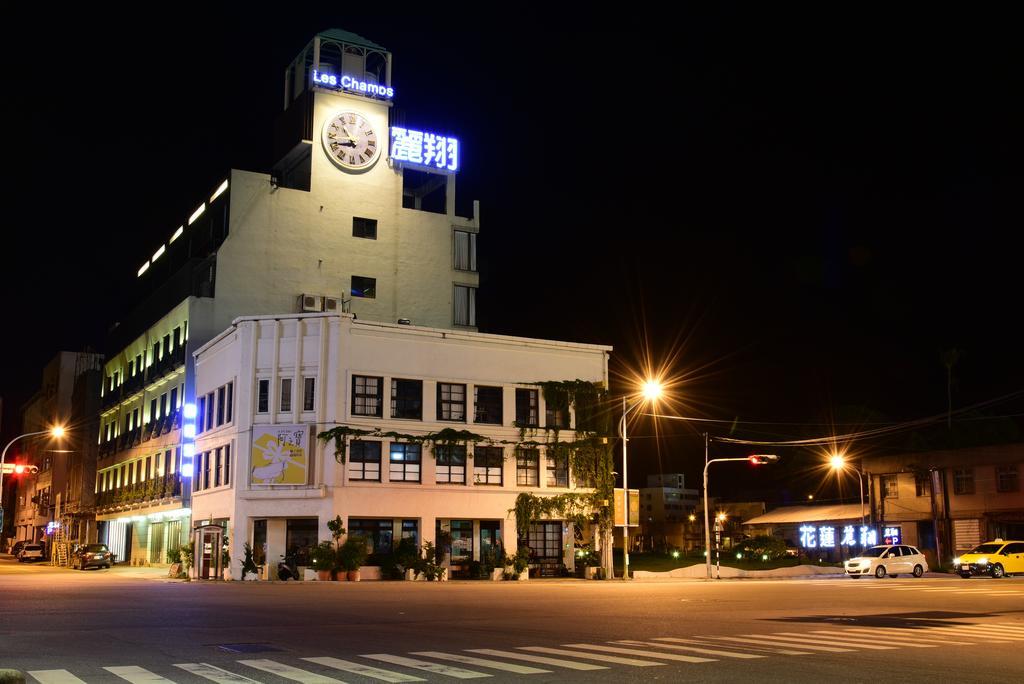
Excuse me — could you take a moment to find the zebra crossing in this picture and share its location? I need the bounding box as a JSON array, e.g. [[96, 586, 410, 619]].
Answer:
[[779, 577, 1024, 597], [26, 622, 1024, 683]]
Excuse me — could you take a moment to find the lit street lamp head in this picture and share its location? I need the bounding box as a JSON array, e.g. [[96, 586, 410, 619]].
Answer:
[[830, 453, 845, 470], [51, 426, 66, 439], [641, 379, 662, 401]]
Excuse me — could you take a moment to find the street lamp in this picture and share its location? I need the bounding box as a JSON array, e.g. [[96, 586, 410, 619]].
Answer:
[[829, 453, 865, 529], [619, 379, 662, 580], [703, 446, 778, 579], [0, 426, 66, 529]]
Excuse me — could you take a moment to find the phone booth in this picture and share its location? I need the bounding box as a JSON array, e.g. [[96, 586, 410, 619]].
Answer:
[[193, 524, 224, 580]]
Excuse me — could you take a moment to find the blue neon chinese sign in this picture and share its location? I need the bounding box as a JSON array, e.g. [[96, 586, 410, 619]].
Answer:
[[311, 70, 394, 99], [799, 524, 878, 548], [390, 126, 459, 172]]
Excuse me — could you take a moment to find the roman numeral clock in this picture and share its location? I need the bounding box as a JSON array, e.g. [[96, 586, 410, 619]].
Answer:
[[322, 111, 380, 171]]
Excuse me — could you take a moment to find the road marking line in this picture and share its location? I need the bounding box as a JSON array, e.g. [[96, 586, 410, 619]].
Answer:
[[834, 628, 976, 645], [564, 643, 715, 663], [769, 632, 898, 649], [983, 592, 1024, 596], [616, 640, 765, 659], [237, 659, 344, 683], [410, 652, 549, 675], [808, 630, 936, 647], [908, 627, 1022, 641], [653, 637, 811, 656], [517, 646, 663, 667], [969, 624, 1024, 634], [729, 635, 854, 652], [27, 671, 87, 684], [361, 654, 490, 679], [465, 649, 607, 671], [104, 666, 178, 683], [174, 664, 261, 683], [993, 623, 1024, 631], [303, 657, 426, 682]]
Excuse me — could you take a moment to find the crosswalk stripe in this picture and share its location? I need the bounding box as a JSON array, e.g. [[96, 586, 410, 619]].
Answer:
[[610, 638, 765, 659], [910, 627, 1019, 641], [564, 643, 715, 663], [517, 646, 663, 667], [410, 652, 550, 675], [303, 657, 426, 682], [963, 624, 1024, 635], [465, 649, 607, 671], [27, 671, 87, 684], [983, 592, 1024, 596], [104, 666, 178, 683], [653, 636, 812, 656], [361, 654, 490, 679], [174, 663, 261, 683], [947, 627, 1024, 639], [834, 628, 976, 645], [808, 630, 936, 647], [617, 639, 767, 659], [768, 632, 898, 649], [728, 635, 854, 652], [237, 659, 344, 683], [993, 623, 1024, 631]]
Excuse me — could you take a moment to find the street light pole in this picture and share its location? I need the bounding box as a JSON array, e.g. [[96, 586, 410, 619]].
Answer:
[[0, 427, 65, 534], [704, 451, 779, 579], [621, 396, 630, 580]]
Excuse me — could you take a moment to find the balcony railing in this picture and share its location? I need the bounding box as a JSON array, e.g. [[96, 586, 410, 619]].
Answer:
[[95, 472, 183, 511], [145, 345, 187, 385]]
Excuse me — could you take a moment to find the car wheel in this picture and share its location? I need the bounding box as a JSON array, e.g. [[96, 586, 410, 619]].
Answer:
[[959, 573, 971, 579], [875, 565, 887, 578], [850, 575, 860, 579], [991, 564, 1005, 579], [913, 565, 924, 577]]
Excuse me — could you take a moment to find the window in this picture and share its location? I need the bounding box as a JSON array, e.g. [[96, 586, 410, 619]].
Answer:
[[546, 450, 569, 488], [152, 341, 160, 364], [173, 326, 182, 349], [169, 387, 178, 413], [160, 393, 168, 419], [437, 383, 466, 421], [516, 448, 540, 487], [351, 275, 376, 298], [435, 445, 466, 484], [204, 450, 213, 490], [391, 379, 423, 419], [450, 520, 473, 562], [915, 472, 932, 497], [996, 465, 1019, 493], [473, 447, 503, 485], [953, 468, 974, 495], [453, 230, 477, 271], [389, 443, 422, 482], [353, 216, 377, 239], [353, 376, 383, 417], [453, 284, 476, 326], [348, 519, 393, 555], [303, 377, 315, 412], [348, 441, 381, 481], [545, 394, 570, 429], [150, 398, 158, 424], [401, 520, 419, 545], [280, 378, 292, 412], [515, 389, 539, 427], [223, 444, 231, 486], [128, 359, 134, 377], [226, 382, 233, 423], [881, 475, 899, 498], [525, 522, 562, 561], [257, 379, 269, 413], [474, 385, 502, 424], [216, 386, 226, 425], [135, 354, 143, 374], [214, 448, 222, 488], [163, 334, 171, 355], [205, 391, 215, 430]]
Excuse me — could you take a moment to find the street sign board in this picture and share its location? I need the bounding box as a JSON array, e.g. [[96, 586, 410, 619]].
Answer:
[[613, 488, 640, 527]]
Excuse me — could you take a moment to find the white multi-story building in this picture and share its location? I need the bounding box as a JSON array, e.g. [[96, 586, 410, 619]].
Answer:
[[191, 313, 610, 579], [93, 29, 479, 565]]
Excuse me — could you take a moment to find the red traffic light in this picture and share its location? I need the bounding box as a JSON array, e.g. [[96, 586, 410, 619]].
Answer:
[[748, 454, 779, 465], [14, 465, 25, 474], [3, 463, 39, 475]]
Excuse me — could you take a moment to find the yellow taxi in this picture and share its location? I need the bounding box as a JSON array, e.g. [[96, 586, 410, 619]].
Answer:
[[953, 539, 1024, 578]]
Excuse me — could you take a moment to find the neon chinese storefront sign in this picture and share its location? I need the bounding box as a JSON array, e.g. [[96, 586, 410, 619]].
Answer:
[[390, 126, 459, 172], [311, 70, 394, 99], [799, 524, 878, 548]]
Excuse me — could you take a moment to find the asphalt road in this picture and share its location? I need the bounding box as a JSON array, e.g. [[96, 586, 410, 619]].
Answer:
[[1, 557, 1022, 683]]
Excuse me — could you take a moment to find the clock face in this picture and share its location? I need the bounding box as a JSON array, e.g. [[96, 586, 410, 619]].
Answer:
[[322, 111, 379, 171]]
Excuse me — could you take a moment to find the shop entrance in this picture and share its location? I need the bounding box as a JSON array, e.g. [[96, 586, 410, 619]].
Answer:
[[480, 521, 501, 566], [193, 524, 224, 580]]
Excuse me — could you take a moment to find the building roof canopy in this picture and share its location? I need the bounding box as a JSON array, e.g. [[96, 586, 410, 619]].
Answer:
[[744, 503, 868, 526]]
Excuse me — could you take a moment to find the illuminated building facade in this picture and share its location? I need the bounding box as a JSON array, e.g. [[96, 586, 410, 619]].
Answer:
[[94, 29, 480, 565]]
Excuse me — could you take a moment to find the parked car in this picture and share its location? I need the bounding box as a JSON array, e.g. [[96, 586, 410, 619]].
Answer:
[[71, 544, 114, 570], [844, 544, 928, 578], [953, 539, 1024, 579], [17, 543, 45, 563], [10, 540, 27, 557]]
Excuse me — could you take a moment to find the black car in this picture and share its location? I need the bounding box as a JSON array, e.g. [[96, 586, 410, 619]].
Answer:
[[71, 544, 113, 570]]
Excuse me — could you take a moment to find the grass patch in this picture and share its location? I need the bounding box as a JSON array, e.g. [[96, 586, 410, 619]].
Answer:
[[617, 551, 840, 572]]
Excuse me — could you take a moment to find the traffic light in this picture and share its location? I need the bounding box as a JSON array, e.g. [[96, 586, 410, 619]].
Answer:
[[1, 463, 39, 475], [748, 454, 779, 466]]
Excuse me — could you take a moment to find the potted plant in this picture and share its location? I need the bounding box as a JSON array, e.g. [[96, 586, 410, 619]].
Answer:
[[167, 546, 182, 578], [395, 537, 419, 581], [339, 534, 369, 581], [417, 541, 445, 581], [309, 541, 337, 581], [240, 542, 260, 581], [180, 544, 194, 580]]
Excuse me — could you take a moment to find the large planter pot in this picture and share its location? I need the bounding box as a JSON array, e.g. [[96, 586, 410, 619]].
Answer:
[[335, 571, 347, 581], [317, 569, 332, 581], [584, 566, 599, 580], [490, 568, 505, 581], [243, 572, 259, 581], [347, 569, 361, 582]]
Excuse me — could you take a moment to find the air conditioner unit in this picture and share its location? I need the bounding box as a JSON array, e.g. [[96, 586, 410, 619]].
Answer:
[[298, 294, 323, 313], [323, 296, 341, 313]]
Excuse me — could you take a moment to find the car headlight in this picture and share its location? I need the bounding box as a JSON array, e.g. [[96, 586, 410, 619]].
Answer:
[[953, 557, 961, 565], [978, 557, 988, 565]]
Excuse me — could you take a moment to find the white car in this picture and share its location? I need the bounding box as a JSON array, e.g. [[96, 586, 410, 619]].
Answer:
[[17, 543, 45, 562], [844, 544, 928, 578]]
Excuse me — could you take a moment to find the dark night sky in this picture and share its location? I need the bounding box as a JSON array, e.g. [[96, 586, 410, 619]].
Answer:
[[2, 8, 1022, 501]]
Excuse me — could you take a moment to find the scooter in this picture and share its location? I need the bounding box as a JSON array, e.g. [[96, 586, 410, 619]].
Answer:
[[277, 555, 296, 581]]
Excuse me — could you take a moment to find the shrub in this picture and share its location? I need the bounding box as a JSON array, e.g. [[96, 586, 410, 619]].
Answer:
[[167, 546, 182, 564], [734, 535, 788, 560], [339, 534, 369, 572], [309, 541, 337, 572], [240, 542, 259, 577]]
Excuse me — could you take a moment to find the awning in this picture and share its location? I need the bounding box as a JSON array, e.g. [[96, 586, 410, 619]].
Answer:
[[744, 503, 868, 526]]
